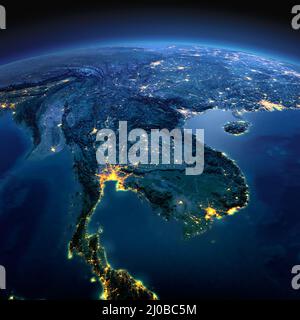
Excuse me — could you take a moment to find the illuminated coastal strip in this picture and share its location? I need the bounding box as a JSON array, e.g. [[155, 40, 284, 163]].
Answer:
[[227, 206, 241, 215], [204, 207, 222, 221], [258, 100, 286, 111], [204, 206, 242, 221], [0, 102, 16, 109], [96, 165, 134, 195]]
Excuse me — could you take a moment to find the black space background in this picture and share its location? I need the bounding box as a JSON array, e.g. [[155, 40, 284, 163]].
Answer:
[[0, 0, 299, 63], [0, 1, 297, 26]]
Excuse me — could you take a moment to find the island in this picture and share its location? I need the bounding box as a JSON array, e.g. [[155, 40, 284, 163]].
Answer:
[[223, 120, 251, 136]]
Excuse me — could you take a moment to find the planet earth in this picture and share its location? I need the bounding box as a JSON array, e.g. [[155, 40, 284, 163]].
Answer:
[[0, 45, 300, 300]]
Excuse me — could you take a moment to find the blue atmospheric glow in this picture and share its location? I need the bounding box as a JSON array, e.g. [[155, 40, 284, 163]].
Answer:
[[1, 9, 299, 66], [5, 38, 299, 68]]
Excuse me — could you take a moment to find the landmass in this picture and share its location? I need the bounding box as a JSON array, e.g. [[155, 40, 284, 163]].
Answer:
[[0, 45, 300, 299]]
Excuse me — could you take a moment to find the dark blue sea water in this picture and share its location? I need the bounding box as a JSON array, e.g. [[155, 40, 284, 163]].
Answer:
[[1, 108, 300, 299], [0, 114, 98, 299]]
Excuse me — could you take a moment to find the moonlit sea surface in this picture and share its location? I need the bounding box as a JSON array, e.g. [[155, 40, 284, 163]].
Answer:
[[0, 115, 98, 299]]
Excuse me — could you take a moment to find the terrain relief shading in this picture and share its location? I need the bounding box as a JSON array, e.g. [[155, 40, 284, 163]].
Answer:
[[0, 45, 300, 299]]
